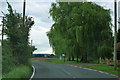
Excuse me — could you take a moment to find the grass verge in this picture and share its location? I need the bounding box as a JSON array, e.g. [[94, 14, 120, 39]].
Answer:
[[2, 65, 32, 79], [31, 58, 99, 65], [83, 64, 119, 75]]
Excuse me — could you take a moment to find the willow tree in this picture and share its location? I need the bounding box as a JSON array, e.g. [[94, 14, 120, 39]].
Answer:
[[47, 2, 113, 62]]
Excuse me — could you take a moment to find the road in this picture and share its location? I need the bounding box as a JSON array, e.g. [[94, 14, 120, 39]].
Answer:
[[32, 61, 118, 80]]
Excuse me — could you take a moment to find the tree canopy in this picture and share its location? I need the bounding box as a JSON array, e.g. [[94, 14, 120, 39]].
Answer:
[[2, 2, 36, 74], [47, 2, 113, 62]]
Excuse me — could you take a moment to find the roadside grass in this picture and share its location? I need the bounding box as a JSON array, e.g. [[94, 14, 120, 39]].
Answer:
[[31, 58, 58, 62], [83, 64, 119, 75], [32, 58, 84, 64], [31, 58, 120, 76], [2, 65, 32, 79], [53, 60, 99, 65], [31, 58, 99, 65]]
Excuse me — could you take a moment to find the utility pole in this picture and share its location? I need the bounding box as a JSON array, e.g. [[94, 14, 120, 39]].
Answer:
[[114, 0, 117, 70], [31, 40, 32, 46], [2, 17, 4, 46], [23, 0, 26, 27], [0, 16, 5, 46]]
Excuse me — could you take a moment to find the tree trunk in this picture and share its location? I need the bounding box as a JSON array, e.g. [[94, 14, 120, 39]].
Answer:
[[64, 56, 65, 62], [77, 56, 79, 63], [80, 53, 87, 63], [84, 53, 87, 63], [80, 55, 83, 62], [72, 56, 74, 61], [68, 57, 71, 61]]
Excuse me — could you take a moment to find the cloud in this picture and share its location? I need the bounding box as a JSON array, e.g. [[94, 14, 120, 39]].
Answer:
[[87, 0, 114, 2], [33, 48, 53, 54], [0, 0, 56, 3], [30, 25, 52, 54], [0, 1, 54, 54]]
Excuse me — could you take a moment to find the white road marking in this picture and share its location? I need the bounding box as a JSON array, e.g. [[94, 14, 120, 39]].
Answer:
[[63, 70, 71, 75], [86, 68, 93, 71], [29, 65, 35, 80], [65, 64, 119, 78], [84, 68, 88, 69], [92, 69, 97, 71], [74, 66, 77, 67], [98, 71, 104, 73]]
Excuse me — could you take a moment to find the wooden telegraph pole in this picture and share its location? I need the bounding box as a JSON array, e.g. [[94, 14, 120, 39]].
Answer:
[[23, 0, 26, 27], [31, 40, 33, 46], [114, 0, 117, 70], [2, 17, 4, 46]]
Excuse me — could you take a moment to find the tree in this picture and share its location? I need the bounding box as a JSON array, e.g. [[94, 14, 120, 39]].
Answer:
[[2, 1, 36, 74], [47, 2, 113, 63]]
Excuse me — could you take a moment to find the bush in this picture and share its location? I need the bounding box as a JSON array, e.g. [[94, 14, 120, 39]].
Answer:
[[2, 40, 17, 73]]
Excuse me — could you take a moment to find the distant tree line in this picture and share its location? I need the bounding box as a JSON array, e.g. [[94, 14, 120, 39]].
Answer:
[[33, 54, 54, 58], [2, 2, 36, 74], [47, 2, 114, 63]]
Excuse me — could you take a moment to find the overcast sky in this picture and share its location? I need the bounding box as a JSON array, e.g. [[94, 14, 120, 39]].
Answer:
[[0, 0, 119, 54]]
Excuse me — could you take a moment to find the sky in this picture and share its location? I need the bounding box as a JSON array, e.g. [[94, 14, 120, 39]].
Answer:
[[0, 0, 119, 54]]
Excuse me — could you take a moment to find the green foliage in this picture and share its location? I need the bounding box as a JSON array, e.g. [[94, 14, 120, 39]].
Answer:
[[2, 40, 16, 73], [2, 65, 32, 79], [47, 2, 113, 62], [2, 1, 36, 76], [98, 45, 113, 59]]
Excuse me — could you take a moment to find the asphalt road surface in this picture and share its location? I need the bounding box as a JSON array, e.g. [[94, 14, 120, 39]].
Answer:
[[32, 61, 118, 80]]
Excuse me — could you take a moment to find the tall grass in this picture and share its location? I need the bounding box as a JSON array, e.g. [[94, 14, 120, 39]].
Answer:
[[2, 65, 32, 79]]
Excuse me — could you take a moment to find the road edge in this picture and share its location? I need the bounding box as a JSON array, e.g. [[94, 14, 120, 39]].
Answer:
[[68, 64, 119, 78], [29, 65, 35, 80]]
